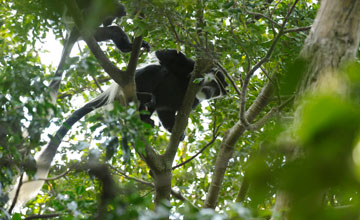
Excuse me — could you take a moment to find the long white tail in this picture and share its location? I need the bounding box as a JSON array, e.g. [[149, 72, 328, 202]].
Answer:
[[7, 83, 122, 209]]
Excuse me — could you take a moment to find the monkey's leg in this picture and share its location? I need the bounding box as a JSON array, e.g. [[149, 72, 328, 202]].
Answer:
[[157, 110, 177, 133]]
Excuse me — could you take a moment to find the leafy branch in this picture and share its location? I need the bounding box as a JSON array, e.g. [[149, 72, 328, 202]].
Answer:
[[240, 0, 300, 130]]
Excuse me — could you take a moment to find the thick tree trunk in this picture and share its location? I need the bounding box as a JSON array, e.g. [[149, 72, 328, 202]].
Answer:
[[271, 0, 360, 219], [298, 0, 360, 94]]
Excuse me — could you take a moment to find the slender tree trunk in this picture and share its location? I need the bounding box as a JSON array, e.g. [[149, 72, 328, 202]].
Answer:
[[271, 1, 360, 219], [152, 170, 172, 206], [204, 81, 275, 208]]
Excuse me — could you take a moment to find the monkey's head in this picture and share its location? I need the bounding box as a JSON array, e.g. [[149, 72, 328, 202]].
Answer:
[[196, 68, 228, 101], [113, 1, 127, 18], [156, 49, 195, 77]]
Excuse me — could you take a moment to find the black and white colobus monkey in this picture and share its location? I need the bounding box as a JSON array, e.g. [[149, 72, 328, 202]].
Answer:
[[8, 49, 227, 208], [49, 0, 150, 103], [136, 49, 228, 132]]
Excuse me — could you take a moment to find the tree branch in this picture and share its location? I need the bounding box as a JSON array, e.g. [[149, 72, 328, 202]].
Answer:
[[57, 77, 111, 99], [204, 72, 276, 208], [166, 15, 183, 45], [22, 169, 72, 183], [163, 58, 211, 165], [8, 172, 24, 214], [25, 213, 61, 220], [250, 95, 294, 130], [172, 134, 218, 170], [215, 62, 242, 97], [110, 165, 153, 187]]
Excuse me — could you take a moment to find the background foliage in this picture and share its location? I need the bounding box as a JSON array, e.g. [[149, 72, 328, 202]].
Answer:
[[2, 0, 359, 219]]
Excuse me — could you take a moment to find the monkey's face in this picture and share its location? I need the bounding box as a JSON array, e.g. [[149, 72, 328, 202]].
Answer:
[[196, 69, 228, 101]]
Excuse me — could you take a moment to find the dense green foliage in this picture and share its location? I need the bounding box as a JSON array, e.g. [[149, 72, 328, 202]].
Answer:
[[1, 0, 360, 219]]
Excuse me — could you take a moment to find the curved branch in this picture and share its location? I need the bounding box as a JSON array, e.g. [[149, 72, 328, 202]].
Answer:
[[215, 62, 241, 97], [172, 134, 219, 170], [22, 169, 72, 183], [8, 172, 24, 214]]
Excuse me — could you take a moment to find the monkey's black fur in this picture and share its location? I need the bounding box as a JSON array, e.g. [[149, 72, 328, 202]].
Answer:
[[135, 49, 227, 132]]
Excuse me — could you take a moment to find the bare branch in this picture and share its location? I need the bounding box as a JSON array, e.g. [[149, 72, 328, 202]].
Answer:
[[172, 104, 224, 170], [260, 66, 281, 104], [110, 165, 153, 187], [215, 62, 242, 97], [91, 74, 104, 93], [22, 169, 72, 183], [164, 58, 211, 165], [166, 15, 183, 45], [172, 133, 219, 170], [8, 172, 24, 214], [204, 72, 277, 208]]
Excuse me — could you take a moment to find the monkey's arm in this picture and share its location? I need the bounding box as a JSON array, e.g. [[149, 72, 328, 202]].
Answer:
[[94, 26, 150, 52]]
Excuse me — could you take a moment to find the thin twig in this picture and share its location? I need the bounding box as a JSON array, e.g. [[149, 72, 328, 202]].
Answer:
[[8, 172, 24, 214], [166, 14, 183, 45], [172, 121, 222, 170], [22, 169, 72, 183], [267, 4, 277, 34], [260, 66, 281, 105], [110, 165, 153, 187], [215, 62, 242, 97], [91, 75, 104, 93], [58, 77, 111, 99], [172, 135, 218, 170], [229, 18, 251, 73]]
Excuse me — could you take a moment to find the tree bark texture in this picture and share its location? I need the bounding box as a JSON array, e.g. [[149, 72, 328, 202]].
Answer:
[[271, 1, 360, 219], [299, 0, 360, 95]]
